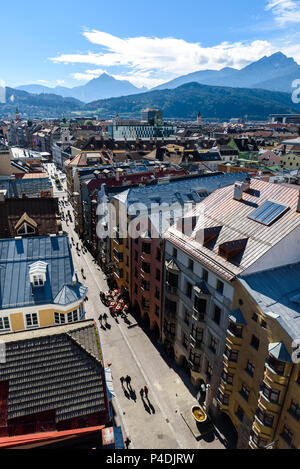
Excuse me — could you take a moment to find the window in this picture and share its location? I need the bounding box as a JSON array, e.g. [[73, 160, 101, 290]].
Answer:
[[217, 390, 229, 406], [142, 297, 150, 310], [256, 407, 274, 428], [261, 320, 267, 329], [240, 384, 250, 402], [156, 248, 161, 261], [0, 316, 10, 332], [172, 248, 177, 259], [289, 400, 300, 421], [202, 269, 208, 282], [141, 279, 150, 291], [182, 333, 189, 349], [25, 313, 38, 328], [281, 425, 293, 446], [224, 346, 238, 362], [142, 262, 150, 273], [134, 268, 138, 278], [245, 360, 255, 377], [213, 305, 221, 325], [236, 406, 244, 422], [189, 351, 201, 366], [155, 305, 160, 317], [134, 284, 138, 294], [216, 279, 224, 295], [54, 312, 66, 324], [142, 243, 151, 254], [17, 222, 36, 235], [191, 325, 203, 343], [166, 271, 178, 288], [209, 335, 217, 354], [262, 383, 280, 403], [267, 355, 285, 375], [206, 362, 213, 381], [221, 370, 233, 385], [251, 432, 268, 449], [32, 275, 45, 287], [155, 287, 160, 300], [194, 297, 206, 318], [252, 313, 258, 322], [184, 309, 190, 326], [186, 281, 193, 299], [228, 321, 243, 338], [135, 251, 138, 261], [156, 269, 161, 282], [250, 335, 260, 351], [165, 298, 177, 316], [67, 310, 78, 323], [188, 259, 194, 271]]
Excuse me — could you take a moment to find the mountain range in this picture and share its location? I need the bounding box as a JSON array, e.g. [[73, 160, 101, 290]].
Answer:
[[154, 52, 300, 93], [15, 52, 300, 103], [88, 82, 300, 120], [17, 73, 147, 102]]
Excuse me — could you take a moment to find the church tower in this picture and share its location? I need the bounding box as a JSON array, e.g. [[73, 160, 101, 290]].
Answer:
[[197, 110, 202, 125]]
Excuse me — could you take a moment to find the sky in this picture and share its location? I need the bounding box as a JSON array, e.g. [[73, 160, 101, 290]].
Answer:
[[1, 0, 300, 90]]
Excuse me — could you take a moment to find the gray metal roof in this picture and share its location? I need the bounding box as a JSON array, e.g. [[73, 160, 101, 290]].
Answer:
[[0, 177, 52, 199], [0, 235, 86, 310], [0, 321, 107, 422], [114, 172, 248, 215], [165, 179, 300, 281], [239, 263, 300, 341]]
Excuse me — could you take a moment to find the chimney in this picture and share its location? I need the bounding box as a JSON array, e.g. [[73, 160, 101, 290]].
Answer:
[[233, 182, 243, 201]]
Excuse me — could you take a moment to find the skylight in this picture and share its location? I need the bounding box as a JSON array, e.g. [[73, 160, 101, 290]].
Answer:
[[248, 201, 289, 226]]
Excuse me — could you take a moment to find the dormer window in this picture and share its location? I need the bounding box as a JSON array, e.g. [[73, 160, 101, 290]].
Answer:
[[15, 213, 37, 236], [32, 274, 45, 287], [17, 222, 36, 235], [29, 261, 48, 287]]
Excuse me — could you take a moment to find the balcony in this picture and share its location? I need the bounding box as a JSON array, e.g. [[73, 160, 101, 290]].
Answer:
[[190, 335, 202, 351], [165, 282, 178, 295], [164, 309, 177, 320], [188, 360, 201, 373], [192, 310, 205, 322]]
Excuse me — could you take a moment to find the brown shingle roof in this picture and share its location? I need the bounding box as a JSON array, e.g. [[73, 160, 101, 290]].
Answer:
[[0, 198, 60, 238]]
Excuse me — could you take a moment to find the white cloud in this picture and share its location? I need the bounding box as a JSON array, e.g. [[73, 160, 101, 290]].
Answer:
[[266, 0, 300, 25], [50, 30, 276, 88]]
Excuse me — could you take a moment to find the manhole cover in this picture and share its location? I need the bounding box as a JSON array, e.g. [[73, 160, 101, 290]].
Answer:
[[157, 434, 164, 440]]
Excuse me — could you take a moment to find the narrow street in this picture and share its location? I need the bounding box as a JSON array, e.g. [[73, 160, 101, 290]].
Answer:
[[48, 163, 233, 450]]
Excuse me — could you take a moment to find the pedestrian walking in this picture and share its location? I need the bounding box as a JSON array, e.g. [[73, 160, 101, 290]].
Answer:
[[103, 313, 108, 323], [124, 437, 131, 449], [120, 376, 125, 387], [125, 375, 131, 388], [144, 385, 149, 398], [98, 314, 103, 323], [140, 388, 144, 399]]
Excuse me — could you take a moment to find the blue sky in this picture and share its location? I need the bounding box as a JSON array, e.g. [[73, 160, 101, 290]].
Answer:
[[1, 0, 300, 89]]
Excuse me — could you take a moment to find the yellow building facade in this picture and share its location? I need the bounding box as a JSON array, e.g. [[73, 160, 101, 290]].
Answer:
[[218, 274, 300, 449], [1, 302, 85, 334], [280, 152, 300, 169]]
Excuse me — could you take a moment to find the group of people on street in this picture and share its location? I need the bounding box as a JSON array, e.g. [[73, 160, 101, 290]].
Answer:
[[98, 313, 108, 326]]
